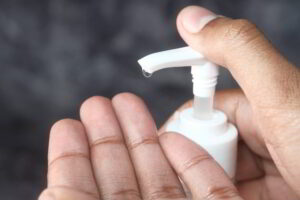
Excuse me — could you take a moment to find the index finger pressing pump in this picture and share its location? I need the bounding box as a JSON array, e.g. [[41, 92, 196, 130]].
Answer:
[[138, 46, 238, 179]]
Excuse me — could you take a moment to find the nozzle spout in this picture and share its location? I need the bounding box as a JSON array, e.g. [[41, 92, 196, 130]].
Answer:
[[138, 47, 205, 74]]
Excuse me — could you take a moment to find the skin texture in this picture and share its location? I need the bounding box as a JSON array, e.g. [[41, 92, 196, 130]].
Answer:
[[39, 6, 300, 200]]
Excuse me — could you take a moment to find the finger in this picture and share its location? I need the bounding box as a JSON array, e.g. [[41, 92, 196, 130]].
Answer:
[[159, 132, 243, 200], [112, 93, 185, 200], [177, 6, 300, 110], [235, 142, 264, 182], [80, 97, 141, 200], [46, 119, 99, 199], [214, 89, 269, 158], [215, 90, 282, 179]]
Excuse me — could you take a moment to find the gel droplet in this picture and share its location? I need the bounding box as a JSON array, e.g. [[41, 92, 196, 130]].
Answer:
[[142, 69, 152, 78]]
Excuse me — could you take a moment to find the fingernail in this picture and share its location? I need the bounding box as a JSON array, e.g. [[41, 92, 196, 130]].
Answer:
[[181, 7, 217, 33]]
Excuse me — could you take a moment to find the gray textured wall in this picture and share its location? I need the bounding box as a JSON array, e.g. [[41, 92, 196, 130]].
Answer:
[[0, 0, 299, 199]]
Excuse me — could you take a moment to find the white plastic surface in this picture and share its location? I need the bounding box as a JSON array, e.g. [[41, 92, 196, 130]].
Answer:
[[192, 63, 218, 97], [193, 96, 214, 120], [167, 108, 238, 179], [138, 47, 219, 98], [138, 47, 205, 74]]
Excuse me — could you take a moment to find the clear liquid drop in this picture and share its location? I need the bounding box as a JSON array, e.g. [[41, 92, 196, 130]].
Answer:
[[142, 69, 152, 78]]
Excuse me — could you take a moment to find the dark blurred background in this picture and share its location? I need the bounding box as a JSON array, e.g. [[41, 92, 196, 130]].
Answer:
[[0, 0, 299, 199]]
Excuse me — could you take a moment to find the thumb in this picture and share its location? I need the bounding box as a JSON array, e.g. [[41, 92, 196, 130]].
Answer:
[[176, 6, 300, 195], [177, 6, 300, 110]]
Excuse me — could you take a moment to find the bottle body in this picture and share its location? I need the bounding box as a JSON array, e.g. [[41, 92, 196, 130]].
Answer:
[[166, 108, 238, 179]]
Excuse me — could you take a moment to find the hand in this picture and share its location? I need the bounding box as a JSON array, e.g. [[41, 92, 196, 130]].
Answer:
[[39, 6, 300, 200], [160, 5, 300, 199], [40, 93, 241, 200]]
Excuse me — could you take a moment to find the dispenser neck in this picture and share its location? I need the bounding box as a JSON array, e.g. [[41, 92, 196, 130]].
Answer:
[[191, 63, 219, 97], [191, 63, 219, 120]]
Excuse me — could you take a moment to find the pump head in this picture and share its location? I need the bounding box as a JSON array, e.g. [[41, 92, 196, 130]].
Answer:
[[138, 46, 218, 97], [138, 46, 219, 120]]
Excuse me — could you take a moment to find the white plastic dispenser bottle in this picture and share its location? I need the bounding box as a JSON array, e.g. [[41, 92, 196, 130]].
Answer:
[[138, 47, 238, 179]]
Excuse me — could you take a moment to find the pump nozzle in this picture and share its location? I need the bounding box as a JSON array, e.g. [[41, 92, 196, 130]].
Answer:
[[138, 47, 205, 74], [138, 46, 219, 120]]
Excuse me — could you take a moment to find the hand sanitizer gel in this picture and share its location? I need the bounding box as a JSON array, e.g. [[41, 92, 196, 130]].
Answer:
[[138, 47, 238, 179]]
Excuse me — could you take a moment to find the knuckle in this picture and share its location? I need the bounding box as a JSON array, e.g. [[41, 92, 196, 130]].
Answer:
[[48, 151, 89, 170], [264, 117, 300, 150], [105, 188, 141, 200], [90, 135, 124, 149], [179, 154, 212, 175], [146, 186, 185, 200], [126, 136, 158, 151], [223, 19, 260, 47], [205, 186, 240, 200]]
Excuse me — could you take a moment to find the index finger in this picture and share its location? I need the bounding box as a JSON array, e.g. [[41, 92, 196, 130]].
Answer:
[[214, 89, 269, 158]]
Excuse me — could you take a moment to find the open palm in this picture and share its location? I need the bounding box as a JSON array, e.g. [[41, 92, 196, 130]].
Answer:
[[39, 92, 299, 200]]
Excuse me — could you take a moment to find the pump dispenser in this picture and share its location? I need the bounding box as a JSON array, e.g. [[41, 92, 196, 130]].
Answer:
[[138, 46, 238, 179]]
